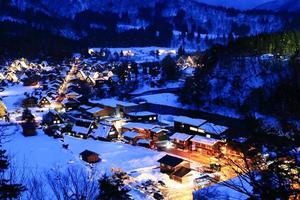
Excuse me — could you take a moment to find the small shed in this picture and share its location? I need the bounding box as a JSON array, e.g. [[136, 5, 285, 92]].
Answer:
[[79, 150, 100, 163]]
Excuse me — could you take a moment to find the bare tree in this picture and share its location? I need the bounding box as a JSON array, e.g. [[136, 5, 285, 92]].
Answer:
[[45, 166, 99, 200]]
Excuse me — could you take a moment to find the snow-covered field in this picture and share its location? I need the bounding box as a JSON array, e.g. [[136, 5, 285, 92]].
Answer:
[[134, 93, 182, 107], [4, 127, 163, 173], [131, 81, 182, 95]]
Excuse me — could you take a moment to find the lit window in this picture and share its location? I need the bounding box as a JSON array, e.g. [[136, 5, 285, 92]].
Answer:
[[190, 127, 198, 132], [149, 117, 153, 120], [198, 129, 205, 133], [206, 134, 211, 138]]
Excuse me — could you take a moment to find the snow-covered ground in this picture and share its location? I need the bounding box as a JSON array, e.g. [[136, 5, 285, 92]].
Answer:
[[3, 125, 196, 199], [4, 127, 163, 173], [131, 81, 183, 95], [0, 84, 35, 110], [134, 93, 181, 107]]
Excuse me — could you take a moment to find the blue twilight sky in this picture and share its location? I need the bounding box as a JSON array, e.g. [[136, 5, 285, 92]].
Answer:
[[196, 0, 273, 10]]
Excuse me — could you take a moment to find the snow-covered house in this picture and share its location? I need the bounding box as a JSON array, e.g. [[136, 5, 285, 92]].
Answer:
[[90, 122, 118, 140], [6, 72, 18, 82], [190, 135, 222, 156], [38, 96, 52, 107], [122, 130, 140, 144], [42, 110, 64, 126], [85, 107, 105, 119], [122, 122, 158, 138], [125, 111, 158, 122], [173, 116, 207, 135], [198, 123, 228, 139], [71, 119, 96, 138], [170, 132, 193, 150], [157, 154, 191, 183]]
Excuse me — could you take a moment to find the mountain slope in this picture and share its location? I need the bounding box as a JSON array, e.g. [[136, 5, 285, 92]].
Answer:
[[257, 0, 300, 12], [195, 0, 273, 10]]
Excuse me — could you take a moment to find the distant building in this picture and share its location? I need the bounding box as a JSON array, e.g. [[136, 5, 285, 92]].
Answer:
[[125, 111, 158, 122]]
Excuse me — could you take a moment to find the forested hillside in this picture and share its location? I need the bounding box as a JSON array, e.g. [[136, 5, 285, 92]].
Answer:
[[180, 32, 300, 118]]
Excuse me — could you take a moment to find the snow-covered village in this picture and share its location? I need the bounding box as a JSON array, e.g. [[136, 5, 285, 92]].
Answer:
[[0, 1, 300, 200]]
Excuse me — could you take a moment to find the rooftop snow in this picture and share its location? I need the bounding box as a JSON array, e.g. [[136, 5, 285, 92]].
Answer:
[[122, 130, 140, 139], [174, 116, 207, 127], [190, 135, 220, 146], [199, 123, 228, 135], [72, 125, 90, 134], [126, 111, 156, 117], [90, 98, 137, 108], [170, 132, 193, 141], [91, 123, 111, 138], [86, 107, 104, 114], [122, 122, 157, 130]]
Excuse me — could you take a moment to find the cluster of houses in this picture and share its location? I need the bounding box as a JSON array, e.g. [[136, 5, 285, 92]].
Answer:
[[0, 54, 244, 188]]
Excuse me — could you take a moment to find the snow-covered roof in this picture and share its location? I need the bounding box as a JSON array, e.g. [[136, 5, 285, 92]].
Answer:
[[174, 116, 207, 127], [199, 123, 228, 135], [122, 131, 139, 139], [79, 105, 92, 110], [90, 98, 137, 108], [190, 135, 219, 146], [91, 123, 112, 138], [86, 107, 104, 114], [122, 122, 157, 130], [137, 139, 151, 145], [72, 125, 90, 135], [170, 132, 193, 141], [126, 111, 157, 117], [151, 127, 167, 133]]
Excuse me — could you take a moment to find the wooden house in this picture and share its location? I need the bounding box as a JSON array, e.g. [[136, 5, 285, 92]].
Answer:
[[122, 130, 140, 144], [157, 154, 190, 174], [6, 73, 18, 82], [80, 150, 100, 163], [42, 110, 64, 126], [136, 138, 152, 148], [190, 135, 222, 156], [125, 111, 158, 122], [198, 123, 228, 139], [171, 166, 193, 183], [71, 119, 96, 138], [38, 96, 52, 107], [90, 122, 118, 141], [85, 107, 106, 119], [62, 98, 80, 110], [0, 100, 7, 118], [122, 122, 157, 139], [173, 116, 207, 135], [150, 127, 168, 141], [170, 132, 193, 150]]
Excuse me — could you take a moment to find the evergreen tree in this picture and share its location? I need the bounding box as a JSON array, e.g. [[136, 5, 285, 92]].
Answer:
[[161, 55, 178, 80], [178, 45, 185, 57]]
